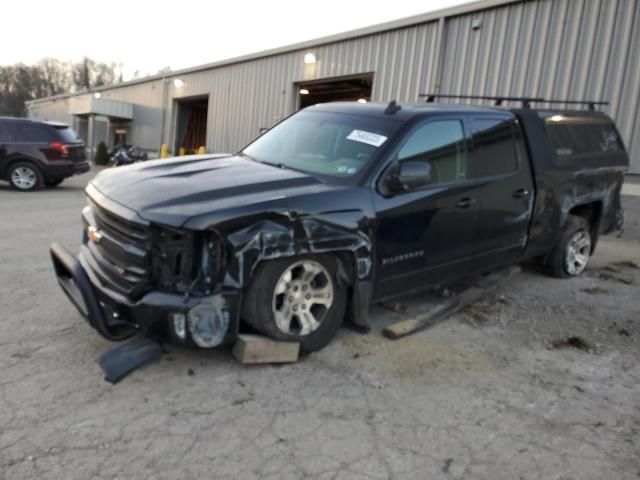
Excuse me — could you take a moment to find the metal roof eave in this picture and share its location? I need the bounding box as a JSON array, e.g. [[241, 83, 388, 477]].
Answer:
[[26, 0, 519, 106]]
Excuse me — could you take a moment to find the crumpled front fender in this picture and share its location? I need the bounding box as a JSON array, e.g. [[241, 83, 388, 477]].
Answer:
[[219, 210, 374, 326]]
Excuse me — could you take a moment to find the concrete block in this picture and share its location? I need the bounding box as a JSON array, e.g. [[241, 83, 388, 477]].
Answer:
[[232, 334, 300, 364]]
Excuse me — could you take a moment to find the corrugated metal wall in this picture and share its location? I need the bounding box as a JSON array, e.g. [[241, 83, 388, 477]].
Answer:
[[27, 0, 640, 173], [438, 0, 640, 172], [164, 21, 441, 153]]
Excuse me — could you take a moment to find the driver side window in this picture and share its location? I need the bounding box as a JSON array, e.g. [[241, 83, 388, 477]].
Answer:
[[397, 120, 467, 184]]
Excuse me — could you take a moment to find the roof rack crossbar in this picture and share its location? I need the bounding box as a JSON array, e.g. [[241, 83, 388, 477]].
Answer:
[[419, 93, 609, 111]]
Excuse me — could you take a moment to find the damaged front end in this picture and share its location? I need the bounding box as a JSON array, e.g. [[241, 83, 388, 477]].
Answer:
[[50, 187, 241, 349], [50, 185, 375, 350]]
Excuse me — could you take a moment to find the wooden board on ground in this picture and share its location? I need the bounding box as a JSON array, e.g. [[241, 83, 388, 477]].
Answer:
[[232, 334, 300, 364], [382, 266, 520, 340]]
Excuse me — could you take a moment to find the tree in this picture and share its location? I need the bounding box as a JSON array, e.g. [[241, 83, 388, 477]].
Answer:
[[0, 57, 121, 117], [94, 141, 110, 166]]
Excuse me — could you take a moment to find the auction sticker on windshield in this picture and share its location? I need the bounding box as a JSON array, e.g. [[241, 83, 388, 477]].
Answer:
[[346, 130, 388, 147]]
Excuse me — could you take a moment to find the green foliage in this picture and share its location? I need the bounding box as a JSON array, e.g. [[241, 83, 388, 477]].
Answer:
[[94, 141, 110, 166]]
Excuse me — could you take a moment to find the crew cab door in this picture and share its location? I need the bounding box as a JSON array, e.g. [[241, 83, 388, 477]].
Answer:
[[372, 117, 481, 299], [468, 116, 534, 271]]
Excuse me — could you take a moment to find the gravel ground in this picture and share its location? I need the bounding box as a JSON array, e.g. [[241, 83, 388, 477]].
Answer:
[[1, 171, 639, 480]]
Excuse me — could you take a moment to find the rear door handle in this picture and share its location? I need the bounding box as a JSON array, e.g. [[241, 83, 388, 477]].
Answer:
[[512, 188, 530, 199], [456, 197, 476, 209]]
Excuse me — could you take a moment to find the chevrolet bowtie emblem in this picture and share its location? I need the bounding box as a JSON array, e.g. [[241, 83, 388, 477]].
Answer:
[[87, 225, 103, 243]]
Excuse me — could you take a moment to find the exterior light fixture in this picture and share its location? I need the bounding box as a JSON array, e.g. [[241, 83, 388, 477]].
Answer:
[[357, 98, 367, 104], [93, 92, 102, 99], [303, 53, 317, 64], [300, 88, 310, 95], [549, 114, 564, 122], [173, 78, 185, 88]]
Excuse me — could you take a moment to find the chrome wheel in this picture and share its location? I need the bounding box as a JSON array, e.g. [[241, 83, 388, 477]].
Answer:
[[11, 166, 37, 190], [565, 230, 591, 275], [272, 260, 334, 335]]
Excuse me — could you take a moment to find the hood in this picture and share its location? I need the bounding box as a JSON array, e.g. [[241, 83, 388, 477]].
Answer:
[[89, 155, 344, 228]]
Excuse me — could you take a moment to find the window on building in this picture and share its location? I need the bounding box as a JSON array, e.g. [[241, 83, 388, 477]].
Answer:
[[468, 118, 519, 178], [396, 120, 467, 184]]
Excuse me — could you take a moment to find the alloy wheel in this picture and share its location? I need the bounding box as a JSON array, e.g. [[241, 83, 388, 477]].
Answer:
[[11, 166, 37, 190], [272, 260, 334, 335], [565, 230, 591, 275]]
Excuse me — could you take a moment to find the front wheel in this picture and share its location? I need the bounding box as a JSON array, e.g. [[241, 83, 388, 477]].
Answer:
[[542, 215, 592, 278], [242, 255, 347, 353]]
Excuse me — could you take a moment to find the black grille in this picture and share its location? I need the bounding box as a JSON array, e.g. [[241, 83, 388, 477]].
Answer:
[[83, 201, 153, 299]]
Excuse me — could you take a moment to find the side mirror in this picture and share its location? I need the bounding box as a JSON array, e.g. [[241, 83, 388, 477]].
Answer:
[[386, 160, 432, 193]]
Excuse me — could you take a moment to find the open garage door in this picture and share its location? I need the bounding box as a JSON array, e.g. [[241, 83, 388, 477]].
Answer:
[[174, 96, 208, 154], [298, 75, 373, 109]]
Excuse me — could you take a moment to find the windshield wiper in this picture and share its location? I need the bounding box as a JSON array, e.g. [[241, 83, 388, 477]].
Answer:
[[238, 152, 291, 171], [260, 160, 287, 169], [237, 152, 257, 162]]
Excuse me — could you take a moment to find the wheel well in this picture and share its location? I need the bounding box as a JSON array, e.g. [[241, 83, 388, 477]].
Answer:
[[568, 202, 602, 252], [333, 251, 358, 288], [3, 158, 41, 178]]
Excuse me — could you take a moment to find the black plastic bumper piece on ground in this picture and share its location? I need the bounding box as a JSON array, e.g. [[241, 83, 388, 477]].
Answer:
[[99, 334, 163, 384]]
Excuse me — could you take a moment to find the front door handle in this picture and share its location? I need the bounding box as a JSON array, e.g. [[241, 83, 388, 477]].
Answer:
[[456, 197, 476, 209], [513, 188, 530, 199]]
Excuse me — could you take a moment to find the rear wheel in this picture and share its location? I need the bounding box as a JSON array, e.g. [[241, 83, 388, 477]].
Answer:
[[242, 255, 347, 353], [9, 162, 43, 191], [44, 178, 64, 187], [542, 215, 592, 278]]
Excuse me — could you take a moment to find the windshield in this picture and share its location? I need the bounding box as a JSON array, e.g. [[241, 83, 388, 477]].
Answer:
[[242, 110, 402, 178]]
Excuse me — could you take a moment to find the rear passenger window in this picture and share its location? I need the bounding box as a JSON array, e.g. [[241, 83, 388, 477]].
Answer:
[[545, 118, 624, 162], [469, 118, 519, 178], [397, 120, 467, 184], [12, 123, 52, 142], [0, 124, 11, 142]]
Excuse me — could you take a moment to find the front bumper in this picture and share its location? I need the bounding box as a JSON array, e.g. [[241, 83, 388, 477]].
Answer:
[[50, 242, 240, 346]]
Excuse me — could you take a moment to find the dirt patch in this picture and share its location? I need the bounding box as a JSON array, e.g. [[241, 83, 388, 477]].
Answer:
[[551, 335, 593, 352]]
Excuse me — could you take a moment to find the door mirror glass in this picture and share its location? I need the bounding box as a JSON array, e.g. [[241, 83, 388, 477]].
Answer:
[[387, 160, 432, 192]]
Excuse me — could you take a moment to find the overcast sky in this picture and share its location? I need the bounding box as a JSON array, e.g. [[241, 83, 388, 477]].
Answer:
[[1, 0, 473, 79]]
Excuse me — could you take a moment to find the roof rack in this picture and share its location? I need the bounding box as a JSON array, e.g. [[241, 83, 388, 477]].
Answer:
[[419, 93, 609, 111]]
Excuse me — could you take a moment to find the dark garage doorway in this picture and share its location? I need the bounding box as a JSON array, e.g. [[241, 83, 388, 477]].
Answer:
[[174, 96, 208, 154], [298, 75, 373, 109]]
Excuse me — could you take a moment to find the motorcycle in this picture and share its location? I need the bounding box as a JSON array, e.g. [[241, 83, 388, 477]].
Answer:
[[109, 144, 149, 166]]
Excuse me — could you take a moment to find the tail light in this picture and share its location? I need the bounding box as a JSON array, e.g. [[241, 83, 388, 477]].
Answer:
[[49, 142, 69, 157]]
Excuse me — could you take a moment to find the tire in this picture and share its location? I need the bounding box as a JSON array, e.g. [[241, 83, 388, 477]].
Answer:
[[44, 178, 64, 187], [242, 254, 347, 353], [542, 215, 592, 278], [8, 162, 43, 191]]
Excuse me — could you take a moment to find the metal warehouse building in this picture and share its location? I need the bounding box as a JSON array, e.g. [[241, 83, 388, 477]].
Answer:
[[27, 0, 640, 173]]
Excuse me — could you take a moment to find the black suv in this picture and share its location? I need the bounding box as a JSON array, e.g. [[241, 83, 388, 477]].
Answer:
[[50, 100, 628, 354], [0, 117, 89, 191]]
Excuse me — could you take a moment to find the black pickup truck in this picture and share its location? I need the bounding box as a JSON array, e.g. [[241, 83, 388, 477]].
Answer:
[[50, 100, 628, 353]]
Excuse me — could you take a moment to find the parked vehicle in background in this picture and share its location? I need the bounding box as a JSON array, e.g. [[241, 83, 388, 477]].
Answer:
[[50, 99, 628, 355], [0, 118, 89, 191], [109, 144, 149, 167]]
